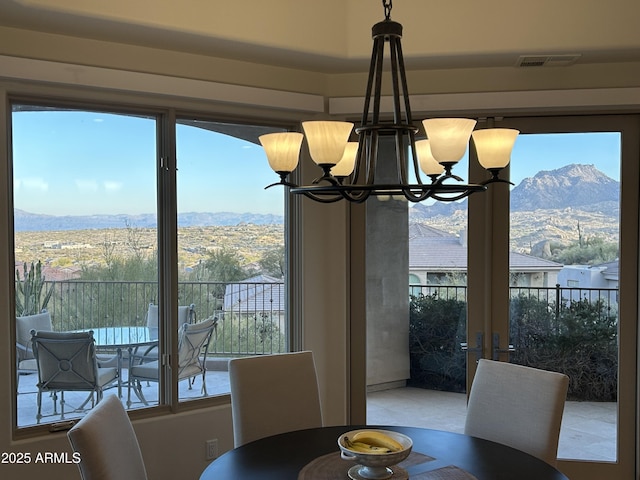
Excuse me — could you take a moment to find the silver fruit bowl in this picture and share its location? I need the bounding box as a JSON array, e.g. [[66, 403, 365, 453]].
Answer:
[[338, 429, 413, 480]]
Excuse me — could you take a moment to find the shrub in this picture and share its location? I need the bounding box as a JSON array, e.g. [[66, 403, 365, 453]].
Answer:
[[510, 295, 617, 401], [409, 292, 618, 401], [408, 293, 467, 393]]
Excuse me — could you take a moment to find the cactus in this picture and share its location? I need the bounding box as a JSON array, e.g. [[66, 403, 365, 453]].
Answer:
[[15, 261, 53, 316]]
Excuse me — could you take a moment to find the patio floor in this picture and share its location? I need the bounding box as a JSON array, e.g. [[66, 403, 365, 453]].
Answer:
[[17, 370, 617, 463], [16, 367, 231, 427], [367, 386, 617, 462]]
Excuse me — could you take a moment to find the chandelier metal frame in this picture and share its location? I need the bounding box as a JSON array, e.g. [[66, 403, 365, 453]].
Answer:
[[261, 0, 517, 204]]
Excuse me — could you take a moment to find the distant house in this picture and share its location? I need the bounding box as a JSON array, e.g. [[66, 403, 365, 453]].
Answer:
[[558, 260, 619, 289], [409, 223, 563, 287], [14, 262, 82, 281], [223, 274, 285, 315]]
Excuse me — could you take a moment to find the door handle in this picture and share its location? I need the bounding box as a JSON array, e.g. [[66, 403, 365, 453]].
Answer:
[[492, 332, 515, 360], [461, 332, 483, 362]]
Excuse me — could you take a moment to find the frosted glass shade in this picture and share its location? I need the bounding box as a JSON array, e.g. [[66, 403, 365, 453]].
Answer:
[[422, 118, 477, 163], [259, 132, 303, 173], [472, 128, 519, 169], [331, 142, 359, 177], [415, 139, 445, 176], [302, 121, 354, 166]]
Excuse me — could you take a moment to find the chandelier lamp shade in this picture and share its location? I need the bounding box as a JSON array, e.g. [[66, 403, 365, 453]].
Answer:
[[260, 0, 519, 204]]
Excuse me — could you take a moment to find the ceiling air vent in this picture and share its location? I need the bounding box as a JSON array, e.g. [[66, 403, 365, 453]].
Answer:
[[516, 54, 581, 68]]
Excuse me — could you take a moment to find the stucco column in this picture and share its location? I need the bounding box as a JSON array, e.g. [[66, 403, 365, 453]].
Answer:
[[365, 137, 410, 389]]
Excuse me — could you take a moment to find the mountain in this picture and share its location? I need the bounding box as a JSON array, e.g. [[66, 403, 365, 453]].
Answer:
[[407, 163, 620, 251], [13, 210, 284, 232], [510, 164, 619, 211], [176, 212, 283, 227], [410, 163, 619, 220], [13, 164, 617, 232]]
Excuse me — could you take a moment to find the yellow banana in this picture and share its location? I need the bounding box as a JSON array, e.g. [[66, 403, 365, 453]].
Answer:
[[351, 431, 403, 452], [343, 436, 393, 454]]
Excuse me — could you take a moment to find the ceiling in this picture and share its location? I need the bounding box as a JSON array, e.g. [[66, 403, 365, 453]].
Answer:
[[1, 0, 640, 74]]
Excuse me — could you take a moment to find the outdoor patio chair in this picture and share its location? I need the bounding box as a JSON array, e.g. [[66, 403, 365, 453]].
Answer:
[[464, 359, 569, 466], [127, 316, 217, 406], [16, 310, 117, 376], [146, 303, 196, 341], [31, 329, 118, 423], [16, 310, 52, 377], [229, 351, 323, 447], [67, 394, 148, 480], [137, 303, 197, 364]]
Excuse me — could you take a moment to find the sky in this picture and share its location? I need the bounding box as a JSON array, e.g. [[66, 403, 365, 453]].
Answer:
[[12, 110, 284, 216], [510, 132, 621, 185], [11, 110, 621, 217]]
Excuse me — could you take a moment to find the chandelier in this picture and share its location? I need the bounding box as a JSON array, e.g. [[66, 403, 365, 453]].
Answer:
[[259, 0, 519, 204]]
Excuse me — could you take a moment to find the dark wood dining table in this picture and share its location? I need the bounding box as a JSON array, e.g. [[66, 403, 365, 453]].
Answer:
[[199, 425, 570, 480]]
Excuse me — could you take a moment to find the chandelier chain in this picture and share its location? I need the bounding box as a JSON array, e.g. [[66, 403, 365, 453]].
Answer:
[[382, 0, 392, 20]]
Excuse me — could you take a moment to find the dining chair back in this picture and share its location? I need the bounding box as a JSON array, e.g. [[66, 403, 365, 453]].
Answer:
[[229, 351, 323, 447], [67, 394, 148, 480], [31, 330, 118, 422], [464, 359, 569, 466]]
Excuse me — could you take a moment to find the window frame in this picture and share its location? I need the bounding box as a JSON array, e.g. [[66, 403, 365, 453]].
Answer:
[[7, 93, 298, 436]]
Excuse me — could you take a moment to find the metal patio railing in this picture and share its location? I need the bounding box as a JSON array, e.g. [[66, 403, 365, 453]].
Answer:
[[35, 281, 617, 357], [41, 279, 287, 356], [410, 283, 618, 319]]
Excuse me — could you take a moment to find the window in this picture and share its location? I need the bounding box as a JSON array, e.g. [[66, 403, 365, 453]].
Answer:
[[409, 273, 421, 296], [12, 101, 289, 428], [174, 117, 288, 403]]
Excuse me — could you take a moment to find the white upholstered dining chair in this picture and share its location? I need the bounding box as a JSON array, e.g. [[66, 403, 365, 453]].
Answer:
[[464, 359, 569, 466], [229, 351, 323, 447], [67, 394, 148, 480]]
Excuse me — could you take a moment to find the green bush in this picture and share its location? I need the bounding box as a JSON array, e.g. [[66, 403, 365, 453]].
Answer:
[[214, 313, 286, 355], [510, 295, 617, 401], [409, 293, 618, 401], [408, 293, 467, 393]]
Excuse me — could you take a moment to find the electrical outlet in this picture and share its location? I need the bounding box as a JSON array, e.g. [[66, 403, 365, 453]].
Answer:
[[206, 439, 218, 460]]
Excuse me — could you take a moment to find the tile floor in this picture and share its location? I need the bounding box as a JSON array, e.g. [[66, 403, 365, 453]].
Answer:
[[367, 386, 617, 462]]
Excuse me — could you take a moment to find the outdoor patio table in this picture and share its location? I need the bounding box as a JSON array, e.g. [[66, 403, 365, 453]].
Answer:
[[78, 326, 156, 398], [199, 425, 569, 480]]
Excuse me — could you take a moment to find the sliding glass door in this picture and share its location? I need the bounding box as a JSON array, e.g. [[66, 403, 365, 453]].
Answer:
[[468, 114, 638, 479], [367, 114, 638, 480]]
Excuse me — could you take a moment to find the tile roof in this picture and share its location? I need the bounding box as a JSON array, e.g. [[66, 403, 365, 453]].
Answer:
[[223, 274, 285, 313], [409, 224, 563, 271]]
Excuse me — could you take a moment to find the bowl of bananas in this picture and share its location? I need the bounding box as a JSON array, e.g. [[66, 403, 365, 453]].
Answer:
[[338, 429, 413, 480]]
